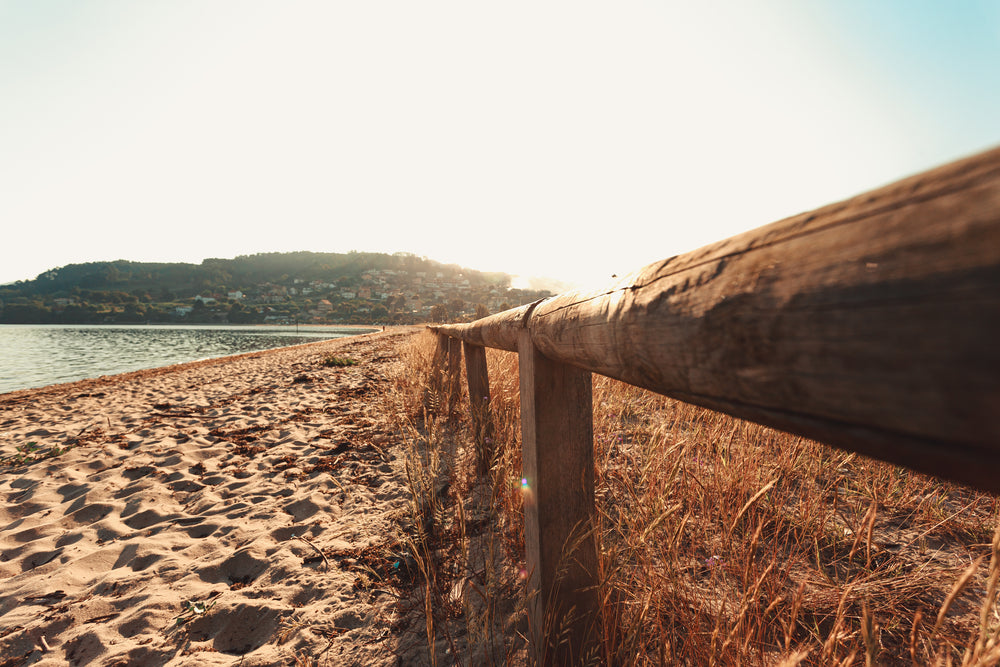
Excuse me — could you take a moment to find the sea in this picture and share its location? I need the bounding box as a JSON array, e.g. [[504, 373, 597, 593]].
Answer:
[[0, 324, 373, 395]]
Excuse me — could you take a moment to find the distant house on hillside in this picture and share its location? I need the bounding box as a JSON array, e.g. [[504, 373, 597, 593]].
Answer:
[[227, 291, 244, 301]]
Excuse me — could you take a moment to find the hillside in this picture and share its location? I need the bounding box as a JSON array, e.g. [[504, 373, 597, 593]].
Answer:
[[0, 252, 550, 325]]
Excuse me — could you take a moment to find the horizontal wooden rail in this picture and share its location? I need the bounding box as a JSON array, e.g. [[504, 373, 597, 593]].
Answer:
[[431, 144, 1000, 662], [435, 144, 1000, 491]]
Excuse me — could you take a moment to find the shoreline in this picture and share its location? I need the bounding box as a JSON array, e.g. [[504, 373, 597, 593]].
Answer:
[[0, 324, 394, 400], [0, 325, 429, 665]]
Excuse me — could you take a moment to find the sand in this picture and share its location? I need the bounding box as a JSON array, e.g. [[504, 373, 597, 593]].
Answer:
[[0, 327, 433, 666]]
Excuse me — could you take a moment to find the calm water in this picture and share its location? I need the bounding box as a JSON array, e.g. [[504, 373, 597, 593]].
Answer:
[[0, 325, 372, 394]]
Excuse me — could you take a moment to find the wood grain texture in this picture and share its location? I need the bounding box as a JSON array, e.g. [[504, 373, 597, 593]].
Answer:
[[528, 145, 1000, 490], [517, 331, 600, 664], [433, 302, 534, 352], [434, 145, 1000, 491]]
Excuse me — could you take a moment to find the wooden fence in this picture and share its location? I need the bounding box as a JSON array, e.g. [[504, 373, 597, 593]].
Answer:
[[429, 145, 1000, 663]]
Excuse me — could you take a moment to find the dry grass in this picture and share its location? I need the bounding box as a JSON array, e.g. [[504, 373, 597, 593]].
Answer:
[[387, 330, 1000, 665], [378, 330, 528, 666]]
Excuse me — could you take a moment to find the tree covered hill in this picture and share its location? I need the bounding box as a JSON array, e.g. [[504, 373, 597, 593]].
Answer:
[[0, 251, 546, 325], [14, 251, 508, 295]]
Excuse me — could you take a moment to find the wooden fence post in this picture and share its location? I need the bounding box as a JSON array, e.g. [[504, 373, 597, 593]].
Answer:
[[517, 330, 600, 664], [429, 333, 451, 415], [446, 337, 462, 417], [463, 341, 493, 474]]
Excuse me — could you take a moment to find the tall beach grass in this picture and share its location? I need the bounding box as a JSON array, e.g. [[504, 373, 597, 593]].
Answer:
[[383, 330, 1000, 665]]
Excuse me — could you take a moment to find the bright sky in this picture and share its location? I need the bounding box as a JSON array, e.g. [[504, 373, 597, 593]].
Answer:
[[2, 1, 998, 289]]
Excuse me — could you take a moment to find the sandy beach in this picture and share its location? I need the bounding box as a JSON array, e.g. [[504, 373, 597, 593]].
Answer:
[[0, 326, 432, 666]]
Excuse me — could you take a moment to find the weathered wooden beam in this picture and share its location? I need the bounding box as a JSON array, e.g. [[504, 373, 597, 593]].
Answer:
[[431, 146, 1000, 491], [525, 146, 1000, 491], [463, 341, 494, 474], [518, 331, 600, 664], [433, 302, 534, 352]]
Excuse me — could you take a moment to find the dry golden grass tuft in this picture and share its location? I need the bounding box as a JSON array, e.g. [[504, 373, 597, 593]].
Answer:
[[388, 330, 1000, 666]]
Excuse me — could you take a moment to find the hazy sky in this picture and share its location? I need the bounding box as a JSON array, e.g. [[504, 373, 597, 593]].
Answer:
[[2, 1, 998, 289]]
